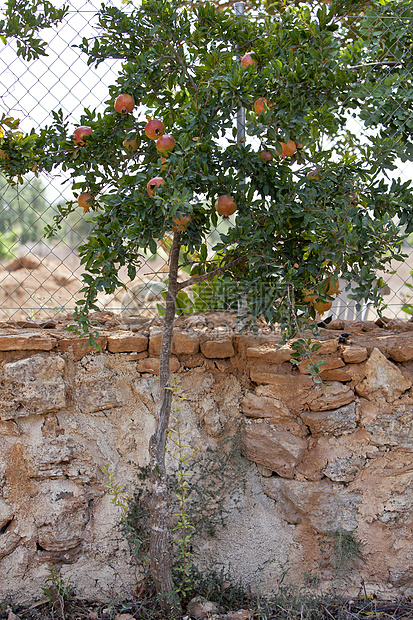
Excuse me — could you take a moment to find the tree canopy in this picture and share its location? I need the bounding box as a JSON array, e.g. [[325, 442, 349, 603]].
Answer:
[[0, 0, 68, 60], [4, 0, 408, 336]]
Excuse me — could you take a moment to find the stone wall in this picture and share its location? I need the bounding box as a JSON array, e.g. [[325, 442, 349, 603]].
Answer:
[[2, 311, 413, 602]]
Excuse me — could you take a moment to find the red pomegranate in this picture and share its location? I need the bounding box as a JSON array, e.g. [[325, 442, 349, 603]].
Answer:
[[156, 134, 176, 156], [72, 126, 93, 146], [145, 119, 166, 140], [114, 94, 135, 114], [147, 176, 165, 196], [215, 195, 237, 219]]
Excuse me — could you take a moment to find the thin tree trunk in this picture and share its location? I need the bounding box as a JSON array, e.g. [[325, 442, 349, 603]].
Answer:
[[148, 230, 181, 615]]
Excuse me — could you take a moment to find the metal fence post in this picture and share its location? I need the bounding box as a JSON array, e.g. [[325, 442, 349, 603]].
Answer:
[[234, 1, 249, 325]]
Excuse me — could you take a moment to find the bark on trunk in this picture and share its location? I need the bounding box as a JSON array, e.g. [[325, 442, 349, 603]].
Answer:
[[148, 231, 181, 615]]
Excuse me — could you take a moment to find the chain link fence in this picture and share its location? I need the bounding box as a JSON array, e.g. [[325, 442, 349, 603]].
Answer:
[[0, 0, 412, 324]]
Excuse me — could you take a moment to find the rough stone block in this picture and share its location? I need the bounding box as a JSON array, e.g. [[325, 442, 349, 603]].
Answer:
[[1, 355, 66, 419], [57, 336, 107, 361], [35, 483, 89, 552], [246, 344, 291, 364], [234, 333, 281, 359], [323, 453, 365, 483], [178, 353, 205, 368], [251, 373, 315, 413], [262, 477, 361, 532], [317, 340, 338, 354], [363, 405, 413, 448], [241, 392, 307, 437], [242, 420, 307, 478], [348, 448, 413, 526], [355, 348, 412, 402], [296, 431, 370, 482], [301, 402, 357, 437], [200, 338, 235, 358], [187, 597, 219, 619], [307, 382, 355, 412], [77, 377, 122, 414], [149, 330, 199, 356], [320, 368, 353, 382], [107, 332, 148, 353], [0, 332, 54, 351], [241, 392, 291, 418], [136, 356, 180, 374], [298, 355, 344, 375], [342, 345, 368, 364], [388, 343, 413, 363], [172, 331, 200, 355], [148, 330, 162, 356], [33, 439, 75, 478]]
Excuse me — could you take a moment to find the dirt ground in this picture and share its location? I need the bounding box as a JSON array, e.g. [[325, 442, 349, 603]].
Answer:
[[2, 591, 413, 620], [0, 249, 166, 323], [0, 245, 412, 324]]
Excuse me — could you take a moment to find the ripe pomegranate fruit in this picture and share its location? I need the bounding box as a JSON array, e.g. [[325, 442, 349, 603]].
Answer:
[[145, 119, 165, 140], [123, 136, 139, 153], [303, 289, 318, 303], [278, 139, 297, 158], [156, 134, 176, 156], [260, 150, 273, 162], [172, 213, 192, 232], [114, 94, 135, 114], [147, 176, 165, 196], [72, 126, 93, 146], [322, 276, 340, 296], [307, 169, 320, 181], [215, 195, 237, 219], [240, 53, 256, 68], [77, 192, 93, 212], [254, 98, 271, 114], [312, 299, 333, 315]]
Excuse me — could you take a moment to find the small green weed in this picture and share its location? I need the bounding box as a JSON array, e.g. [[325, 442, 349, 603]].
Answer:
[[167, 379, 199, 600], [328, 528, 363, 570], [42, 567, 73, 620], [290, 337, 326, 384], [101, 463, 130, 517]]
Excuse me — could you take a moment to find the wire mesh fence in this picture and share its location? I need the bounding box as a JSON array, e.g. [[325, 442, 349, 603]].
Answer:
[[0, 0, 413, 325]]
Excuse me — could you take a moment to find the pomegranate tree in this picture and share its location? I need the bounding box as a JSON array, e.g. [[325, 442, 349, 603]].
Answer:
[[3, 0, 413, 611]]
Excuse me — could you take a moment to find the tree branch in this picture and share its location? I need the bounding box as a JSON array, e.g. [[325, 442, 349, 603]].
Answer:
[[153, 36, 197, 91], [177, 255, 247, 291], [349, 61, 403, 70], [148, 229, 182, 614]]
